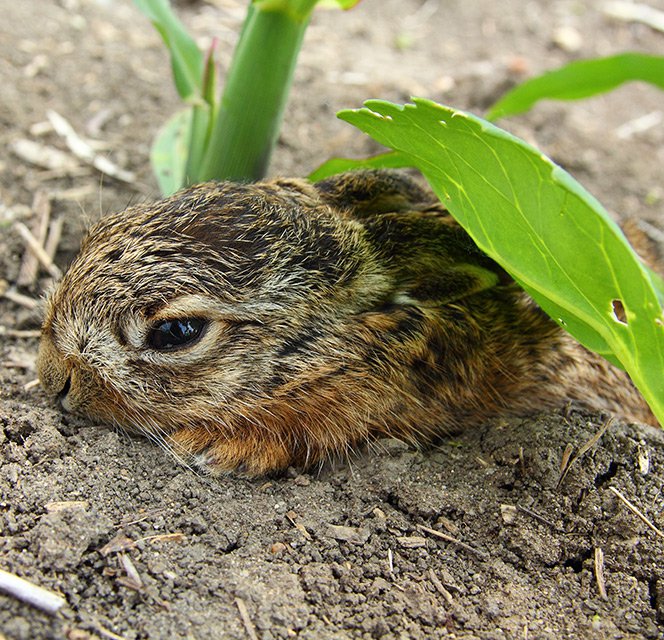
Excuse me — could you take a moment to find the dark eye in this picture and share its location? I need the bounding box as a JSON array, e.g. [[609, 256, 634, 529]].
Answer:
[[147, 318, 207, 351]]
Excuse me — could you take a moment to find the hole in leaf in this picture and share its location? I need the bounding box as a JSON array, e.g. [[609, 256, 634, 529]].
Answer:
[[611, 299, 628, 325]]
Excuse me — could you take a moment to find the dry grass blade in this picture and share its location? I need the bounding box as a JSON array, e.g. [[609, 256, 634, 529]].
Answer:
[[594, 547, 608, 600], [44, 215, 64, 264], [24, 378, 41, 391], [0, 327, 42, 338], [559, 443, 574, 477], [118, 553, 143, 590], [99, 532, 137, 556], [1, 285, 40, 310], [14, 221, 62, 280], [615, 111, 663, 140], [603, 1, 664, 33], [45, 500, 89, 512], [427, 568, 455, 606], [557, 419, 613, 488], [87, 619, 129, 640], [17, 190, 50, 287], [516, 505, 561, 532], [47, 109, 136, 184], [140, 532, 186, 545], [609, 486, 664, 538], [0, 568, 66, 615], [417, 524, 487, 559], [397, 535, 428, 549], [235, 597, 259, 640], [10, 138, 79, 172], [286, 510, 312, 541]]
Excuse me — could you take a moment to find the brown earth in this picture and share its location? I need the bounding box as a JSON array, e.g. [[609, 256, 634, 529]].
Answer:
[[1, 0, 664, 638]]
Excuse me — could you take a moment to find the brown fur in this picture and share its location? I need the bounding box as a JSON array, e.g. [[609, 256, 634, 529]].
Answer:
[[37, 170, 656, 476]]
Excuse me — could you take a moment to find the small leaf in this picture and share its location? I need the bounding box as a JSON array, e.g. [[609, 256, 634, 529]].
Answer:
[[151, 109, 191, 196], [487, 53, 664, 120], [133, 0, 203, 101], [339, 98, 664, 423], [308, 150, 410, 181], [184, 40, 219, 185]]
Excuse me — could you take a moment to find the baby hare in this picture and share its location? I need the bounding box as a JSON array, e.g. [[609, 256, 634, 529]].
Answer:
[[37, 170, 655, 475]]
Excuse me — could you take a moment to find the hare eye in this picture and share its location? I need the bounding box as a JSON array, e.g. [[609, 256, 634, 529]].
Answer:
[[147, 318, 207, 351]]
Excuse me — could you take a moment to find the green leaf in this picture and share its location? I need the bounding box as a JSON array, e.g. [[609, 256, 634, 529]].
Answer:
[[487, 53, 664, 120], [255, 0, 361, 16], [133, 0, 203, 101], [339, 98, 664, 424], [317, 0, 363, 8], [151, 109, 191, 195], [647, 265, 664, 308], [185, 40, 219, 185], [308, 151, 411, 181]]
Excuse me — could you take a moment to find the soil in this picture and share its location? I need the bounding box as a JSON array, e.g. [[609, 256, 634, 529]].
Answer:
[[1, 0, 664, 638]]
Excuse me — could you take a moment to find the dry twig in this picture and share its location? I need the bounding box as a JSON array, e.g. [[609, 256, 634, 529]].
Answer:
[[0, 326, 42, 338], [99, 532, 137, 556], [286, 510, 313, 541], [516, 505, 561, 532], [24, 379, 41, 391], [603, 1, 664, 32], [235, 597, 259, 640], [17, 190, 51, 286], [117, 553, 143, 590], [44, 215, 64, 264], [609, 486, 664, 538], [47, 110, 136, 184], [417, 524, 487, 560], [0, 568, 66, 615], [557, 419, 613, 488], [594, 547, 608, 600], [427, 568, 455, 606], [14, 221, 62, 280], [1, 283, 40, 310]]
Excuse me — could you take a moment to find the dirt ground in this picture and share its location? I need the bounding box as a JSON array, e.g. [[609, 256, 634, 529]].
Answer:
[[1, 0, 664, 638]]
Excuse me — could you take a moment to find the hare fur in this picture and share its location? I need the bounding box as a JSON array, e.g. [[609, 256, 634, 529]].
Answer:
[[37, 170, 655, 476]]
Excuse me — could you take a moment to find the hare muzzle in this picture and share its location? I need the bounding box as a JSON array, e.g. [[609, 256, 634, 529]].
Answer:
[[37, 335, 73, 409]]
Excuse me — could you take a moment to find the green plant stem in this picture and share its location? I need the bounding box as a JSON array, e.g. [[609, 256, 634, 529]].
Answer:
[[196, 3, 310, 182]]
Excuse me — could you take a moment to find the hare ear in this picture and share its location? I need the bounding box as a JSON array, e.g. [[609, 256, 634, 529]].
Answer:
[[400, 262, 507, 307], [315, 169, 512, 304], [314, 169, 433, 218], [365, 209, 513, 306]]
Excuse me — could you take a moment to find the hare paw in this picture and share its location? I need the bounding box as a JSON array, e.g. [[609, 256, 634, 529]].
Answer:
[[169, 427, 294, 477]]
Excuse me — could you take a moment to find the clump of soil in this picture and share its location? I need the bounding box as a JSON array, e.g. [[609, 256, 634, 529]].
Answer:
[[1, 1, 663, 638]]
